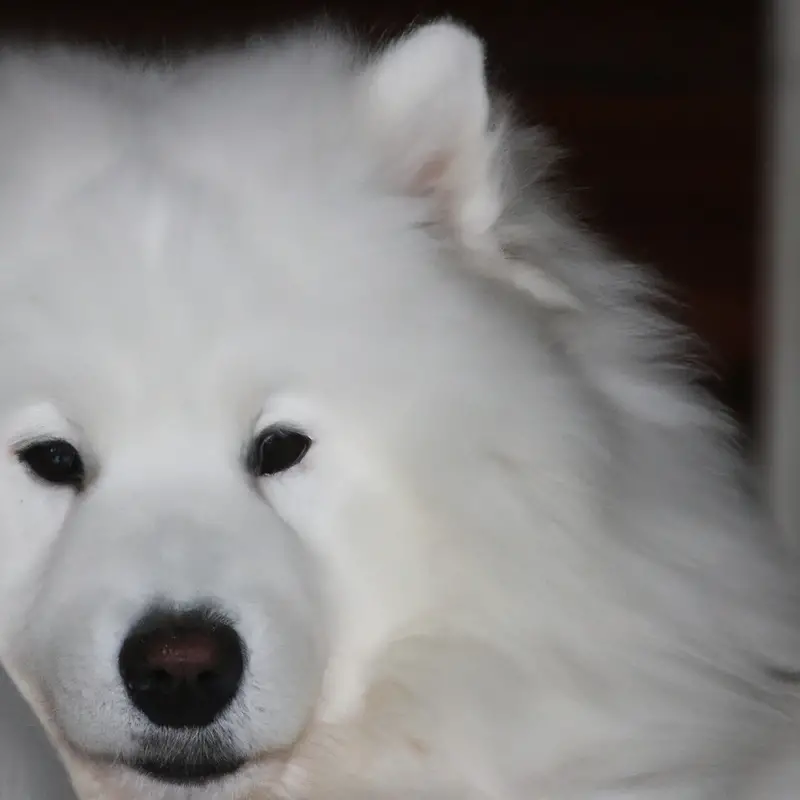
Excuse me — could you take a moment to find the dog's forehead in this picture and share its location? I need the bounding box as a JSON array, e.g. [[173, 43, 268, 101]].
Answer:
[[0, 39, 497, 398], [0, 168, 490, 439], [1, 156, 413, 330], [0, 42, 537, 438]]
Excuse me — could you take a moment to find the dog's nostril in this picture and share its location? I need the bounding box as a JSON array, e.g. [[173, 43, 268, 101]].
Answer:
[[144, 628, 224, 679], [118, 608, 245, 729]]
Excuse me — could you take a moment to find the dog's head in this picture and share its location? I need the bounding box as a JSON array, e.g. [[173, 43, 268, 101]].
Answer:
[[0, 21, 633, 799]]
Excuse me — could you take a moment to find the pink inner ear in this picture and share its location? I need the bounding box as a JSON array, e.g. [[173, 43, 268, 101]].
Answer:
[[410, 155, 465, 237], [411, 154, 450, 197]]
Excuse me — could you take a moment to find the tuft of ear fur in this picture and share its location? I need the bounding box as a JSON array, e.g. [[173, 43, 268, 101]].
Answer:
[[362, 22, 578, 310]]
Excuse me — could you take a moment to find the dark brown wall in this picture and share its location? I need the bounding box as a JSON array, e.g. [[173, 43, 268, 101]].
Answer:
[[0, 0, 764, 434]]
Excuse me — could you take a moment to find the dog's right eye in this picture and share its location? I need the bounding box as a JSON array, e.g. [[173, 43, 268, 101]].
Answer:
[[247, 426, 312, 477], [16, 439, 85, 489]]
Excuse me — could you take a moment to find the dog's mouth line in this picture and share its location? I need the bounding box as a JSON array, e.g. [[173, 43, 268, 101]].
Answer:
[[72, 739, 247, 786], [125, 754, 246, 785]]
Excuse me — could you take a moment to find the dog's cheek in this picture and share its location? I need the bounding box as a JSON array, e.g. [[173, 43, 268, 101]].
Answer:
[[284, 636, 525, 800], [0, 466, 72, 648]]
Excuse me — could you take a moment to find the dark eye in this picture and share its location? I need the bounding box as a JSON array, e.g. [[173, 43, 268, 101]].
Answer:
[[247, 426, 312, 477], [16, 439, 85, 489]]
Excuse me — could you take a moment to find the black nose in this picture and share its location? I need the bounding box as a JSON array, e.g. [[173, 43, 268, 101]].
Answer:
[[118, 608, 245, 729]]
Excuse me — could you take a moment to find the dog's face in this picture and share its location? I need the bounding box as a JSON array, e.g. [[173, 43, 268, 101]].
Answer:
[[0, 172, 454, 794], [0, 23, 598, 799]]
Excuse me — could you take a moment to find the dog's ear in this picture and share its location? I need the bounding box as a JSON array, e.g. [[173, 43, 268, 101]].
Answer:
[[362, 22, 499, 246], [362, 22, 578, 311]]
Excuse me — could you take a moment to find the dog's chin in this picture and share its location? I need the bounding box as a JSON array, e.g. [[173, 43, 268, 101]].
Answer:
[[128, 755, 246, 786]]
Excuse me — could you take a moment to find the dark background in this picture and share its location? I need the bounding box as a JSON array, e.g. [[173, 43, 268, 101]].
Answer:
[[0, 0, 765, 438]]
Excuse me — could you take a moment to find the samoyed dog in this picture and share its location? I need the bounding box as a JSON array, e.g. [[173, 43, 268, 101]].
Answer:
[[1, 18, 800, 800]]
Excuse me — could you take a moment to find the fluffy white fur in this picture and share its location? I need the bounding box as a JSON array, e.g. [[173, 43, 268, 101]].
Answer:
[[0, 19, 799, 800]]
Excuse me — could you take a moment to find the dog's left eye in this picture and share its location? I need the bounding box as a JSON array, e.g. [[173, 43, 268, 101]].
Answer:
[[16, 439, 85, 489], [247, 426, 312, 477]]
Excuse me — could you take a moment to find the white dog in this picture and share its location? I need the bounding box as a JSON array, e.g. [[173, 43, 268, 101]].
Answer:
[[1, 19, 800, 800]]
